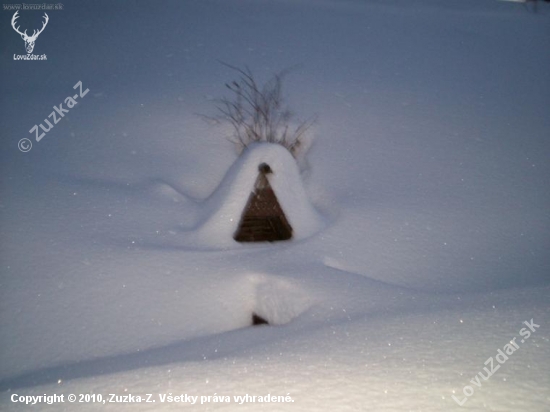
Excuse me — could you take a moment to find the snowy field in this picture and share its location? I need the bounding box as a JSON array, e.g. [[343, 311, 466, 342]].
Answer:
[[1, 0, 549, 410]]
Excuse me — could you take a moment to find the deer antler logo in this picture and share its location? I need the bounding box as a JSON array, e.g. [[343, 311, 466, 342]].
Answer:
[[11, 11, 49, 54]]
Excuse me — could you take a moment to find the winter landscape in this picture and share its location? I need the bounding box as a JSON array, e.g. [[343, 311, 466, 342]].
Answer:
[[1, 0, 549, 410]]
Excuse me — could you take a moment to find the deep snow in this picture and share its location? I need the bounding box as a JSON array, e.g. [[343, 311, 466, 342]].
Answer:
[[187, 142, 324, 248], [1, 0, 549, 410]]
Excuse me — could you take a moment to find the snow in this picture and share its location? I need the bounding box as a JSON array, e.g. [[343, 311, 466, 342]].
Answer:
[[189, 142, 324, 248], [1, 0, 549, 411]]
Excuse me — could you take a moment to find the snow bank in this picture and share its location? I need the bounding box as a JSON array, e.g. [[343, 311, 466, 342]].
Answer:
[[1, 0, 549, 410], [2, 285, 548, 412], [188, 143, 325, 248]]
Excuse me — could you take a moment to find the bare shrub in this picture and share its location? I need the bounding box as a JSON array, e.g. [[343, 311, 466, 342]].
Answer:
[[212, 62, 315, 158]]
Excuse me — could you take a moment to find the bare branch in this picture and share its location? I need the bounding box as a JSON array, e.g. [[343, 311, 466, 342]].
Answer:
[[207, 63, 314, 158]]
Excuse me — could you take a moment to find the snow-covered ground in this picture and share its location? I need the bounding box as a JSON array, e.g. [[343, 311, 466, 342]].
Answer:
[[1, 0, 549, 410]]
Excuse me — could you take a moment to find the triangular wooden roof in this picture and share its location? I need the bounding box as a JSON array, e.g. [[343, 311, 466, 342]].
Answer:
[[233, 163, 293, 242]]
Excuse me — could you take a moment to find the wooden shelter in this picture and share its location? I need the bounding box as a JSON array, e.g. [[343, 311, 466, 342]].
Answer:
[[233, 163, 293, 242]]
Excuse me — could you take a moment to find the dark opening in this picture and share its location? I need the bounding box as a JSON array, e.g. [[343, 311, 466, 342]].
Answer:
[[233, 163, 293, 242], [252, 313, 269, 326], [258, 163, 272, 174]]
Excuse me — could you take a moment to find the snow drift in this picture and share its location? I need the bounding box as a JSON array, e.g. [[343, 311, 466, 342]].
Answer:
[[187, 143, 325, 248], [1, 0, 549, 410]]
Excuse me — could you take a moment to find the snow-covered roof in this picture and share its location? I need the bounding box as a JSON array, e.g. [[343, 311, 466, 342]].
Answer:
[[191, 143, 324, 247]]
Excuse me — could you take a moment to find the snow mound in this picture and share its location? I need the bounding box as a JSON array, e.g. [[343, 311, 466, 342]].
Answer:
[[187, 143, 325, 248], [248, 273, 313, 325]]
